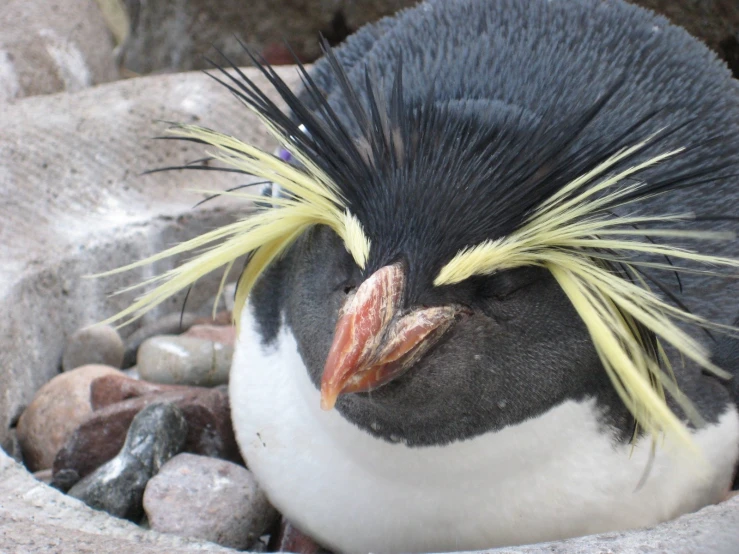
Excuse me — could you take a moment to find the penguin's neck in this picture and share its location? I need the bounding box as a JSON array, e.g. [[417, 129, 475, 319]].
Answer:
[[229, 305, 739, 554]]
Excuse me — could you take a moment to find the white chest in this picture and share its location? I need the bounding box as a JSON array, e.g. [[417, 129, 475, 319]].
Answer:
[[229, 305, 739, 554]]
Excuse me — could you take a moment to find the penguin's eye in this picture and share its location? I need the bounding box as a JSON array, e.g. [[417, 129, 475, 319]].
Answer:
[[479, 267, 544, 300], [327, 249, 361, 295], [328, 265, 359, 296], [329, 275, 357, 295]]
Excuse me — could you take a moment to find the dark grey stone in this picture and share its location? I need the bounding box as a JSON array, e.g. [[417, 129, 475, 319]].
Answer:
[[51, 468, 80, 493], [67, 403, 188, 521]]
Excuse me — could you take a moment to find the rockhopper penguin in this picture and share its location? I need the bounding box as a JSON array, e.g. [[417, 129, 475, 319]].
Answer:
[[102, 0, 739, 552]]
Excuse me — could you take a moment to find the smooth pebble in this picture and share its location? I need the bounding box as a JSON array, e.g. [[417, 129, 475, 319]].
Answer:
[[122, 312, 198, 368], [137, 335, 232, 386], [62, 325, 124, 371], [182, 324, 236, 346], [276, 518, 332, 554], [16, 364, 120, 471], [143, 453, 277, 549]]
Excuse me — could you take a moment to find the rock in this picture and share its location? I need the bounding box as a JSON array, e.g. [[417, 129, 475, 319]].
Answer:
[[276, 519, 331, 554], [32, 469, 53, 484], [116, 1, 429, 73], [0, 63, 301, 554], [16, 364, 120, 471], [193, 310, 233, 327], [90, 372, 192, 410], [182, 324, 236, 346], [143, 453, 277, 549], [53, 385, 241, 480], [67, 403, 188, 521], [0, 0, 118, 101], [51, 468, 81, 492], [122, 312, 199, 368], [261, 43, 313, 65], [137, 335, 232, 386], [0, 428, 23, 463], [62, 325, 124, 371]]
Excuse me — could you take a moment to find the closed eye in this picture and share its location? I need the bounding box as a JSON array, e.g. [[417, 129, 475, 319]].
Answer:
[[478, 267, 546, 300]]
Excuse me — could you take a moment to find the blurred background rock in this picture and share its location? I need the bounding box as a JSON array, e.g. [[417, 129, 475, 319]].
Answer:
[[632, 0, 739, 78], [118, 0, 421, 73], [0, 0, 119, 100], [0, 0, 737, 103]]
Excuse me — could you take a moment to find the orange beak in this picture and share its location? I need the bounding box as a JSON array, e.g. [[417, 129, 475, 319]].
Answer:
[[320, 264, 459, 410]]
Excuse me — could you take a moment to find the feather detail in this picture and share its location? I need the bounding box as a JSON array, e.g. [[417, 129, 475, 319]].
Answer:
[[435, 137, 739, 448], [92, 118, 371, 328]]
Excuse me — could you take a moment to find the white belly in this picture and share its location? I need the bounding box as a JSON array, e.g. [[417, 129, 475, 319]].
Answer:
[[230, 304, 739, 554]]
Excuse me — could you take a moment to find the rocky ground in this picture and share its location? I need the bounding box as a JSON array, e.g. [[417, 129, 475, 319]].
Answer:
[[16, 307, 284, 551], [1, 0, 739, 553]]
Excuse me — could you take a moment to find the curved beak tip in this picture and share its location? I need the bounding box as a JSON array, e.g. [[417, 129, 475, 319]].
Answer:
[[320, 385, 340, 411]]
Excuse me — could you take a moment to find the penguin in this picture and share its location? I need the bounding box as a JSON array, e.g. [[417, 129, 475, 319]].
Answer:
[[101, 0, 739, 552]]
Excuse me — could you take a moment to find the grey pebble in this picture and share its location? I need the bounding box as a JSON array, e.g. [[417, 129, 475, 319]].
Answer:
[[67, 403, 188, 521], [51, 468, 80, 492], [62, 325, 124, 371], [143, 453, 278, 550], [137, 335, 232, 386], [122, 312, 198, 368]]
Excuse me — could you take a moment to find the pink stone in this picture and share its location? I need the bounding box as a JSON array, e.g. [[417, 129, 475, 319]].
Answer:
[[182, 324, 236, 346], [16, 364, 120, 471]]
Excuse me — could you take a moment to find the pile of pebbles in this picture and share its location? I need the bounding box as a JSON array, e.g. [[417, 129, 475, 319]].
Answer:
[[14, 287, 325, 553]]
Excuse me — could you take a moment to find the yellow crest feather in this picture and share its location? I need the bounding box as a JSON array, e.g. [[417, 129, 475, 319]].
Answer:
[[435, 136, 739, 449], [94, 114, 371, 329]]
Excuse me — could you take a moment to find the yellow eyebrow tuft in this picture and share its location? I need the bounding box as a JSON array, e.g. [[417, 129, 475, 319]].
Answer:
[[434, 136, 739, 451], [92, 109, 371, 331], [343, 211, 371, 269]]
